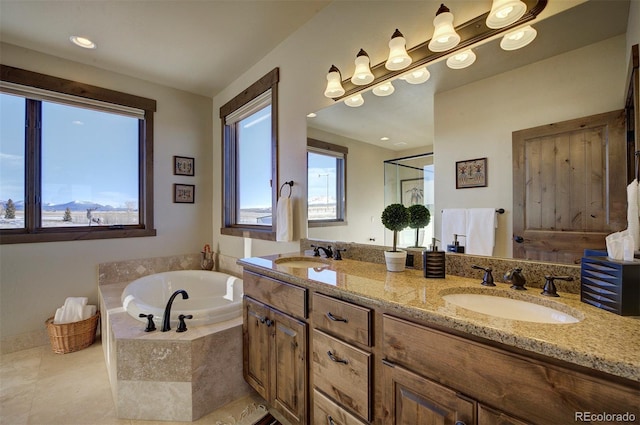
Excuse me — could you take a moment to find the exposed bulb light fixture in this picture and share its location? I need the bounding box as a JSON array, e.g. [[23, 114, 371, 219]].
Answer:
[[324, 65, 345, 98], [428, 4, 460, 52], [351, 49, 375, 85], [385, 29, 412, 71], [486, 0, 527, 29], [372, 81, 395, 97], [400, 67, 431, 84], [344, 93, 364, 107], [446, 49, 476, 69], [500, 25, 537, 50], [69, 35, 96, 49]]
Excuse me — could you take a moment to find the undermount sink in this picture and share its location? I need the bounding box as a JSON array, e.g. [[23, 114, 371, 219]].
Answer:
[[274, 257, 330, 269], [442, 293, 582, 324]]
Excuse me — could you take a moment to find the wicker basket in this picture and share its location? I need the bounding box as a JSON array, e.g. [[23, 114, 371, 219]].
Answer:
[[45, 311, 100, 354]]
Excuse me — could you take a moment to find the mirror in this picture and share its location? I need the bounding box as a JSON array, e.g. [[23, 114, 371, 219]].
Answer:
[[306, 0, 631, 260]]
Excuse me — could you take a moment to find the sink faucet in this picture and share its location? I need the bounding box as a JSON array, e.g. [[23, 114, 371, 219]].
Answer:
[[311, 244, 333, 258], [504, 268, 526, 290], [541, 275, 574, 297], [471, 265, 495, 286], [162, 289, 189, 332]]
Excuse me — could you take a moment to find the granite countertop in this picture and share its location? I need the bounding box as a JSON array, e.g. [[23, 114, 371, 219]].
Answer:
[[238, 253, 640, 383]]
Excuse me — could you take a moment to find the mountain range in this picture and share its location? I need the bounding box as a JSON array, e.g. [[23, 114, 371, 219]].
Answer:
[[0, 200, 134, 211]]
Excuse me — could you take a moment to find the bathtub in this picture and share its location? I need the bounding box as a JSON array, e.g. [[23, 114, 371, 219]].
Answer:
[[121, 270, 243, 328]]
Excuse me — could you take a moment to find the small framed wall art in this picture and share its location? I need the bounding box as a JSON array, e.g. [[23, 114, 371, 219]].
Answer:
[[174, 184, 195, 203], [174, 156, 195, 176], [456, 157, 487, 189]]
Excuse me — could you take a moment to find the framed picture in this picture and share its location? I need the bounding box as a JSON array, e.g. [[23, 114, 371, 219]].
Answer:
[[174, 184, 195, 203], [400, 178, 425, 206], [456, 157, 487, 189], [174, 156, 194, 176]]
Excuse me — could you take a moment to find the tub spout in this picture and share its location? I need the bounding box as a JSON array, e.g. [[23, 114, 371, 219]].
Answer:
[[162, 290, 189, 332]]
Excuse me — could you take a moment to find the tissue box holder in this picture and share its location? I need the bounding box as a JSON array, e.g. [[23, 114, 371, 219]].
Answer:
[[45, 311, 100, 354], [581, 250, 640, 316]]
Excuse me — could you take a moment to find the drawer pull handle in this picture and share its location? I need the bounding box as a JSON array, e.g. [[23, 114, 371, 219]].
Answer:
[[327, 312, 348, 323], [327, 415, 337, 425], [327, 350, 348, 364]]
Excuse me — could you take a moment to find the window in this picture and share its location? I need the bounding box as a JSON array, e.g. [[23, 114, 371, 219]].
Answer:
[[220, 68, 279, 239], [0, 65, 156, 244], [307, 138, 347, 226]]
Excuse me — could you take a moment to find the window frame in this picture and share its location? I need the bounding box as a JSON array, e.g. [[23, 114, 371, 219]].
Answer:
[[307, 138, 348, 227], [0, 65, 157, 244], [220, 68, 279, 240]]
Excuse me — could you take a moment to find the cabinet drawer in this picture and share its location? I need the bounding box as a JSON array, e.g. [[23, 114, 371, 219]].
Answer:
[[313, 389, 366, 425], [243, 271, 306, 319], [312, 329, 371, 422], [311, 293, 371, 347], [382, 314, 639, 425]]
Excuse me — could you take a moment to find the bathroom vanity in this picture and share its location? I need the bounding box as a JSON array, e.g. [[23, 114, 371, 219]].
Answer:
[[239, 254, 639, 425]]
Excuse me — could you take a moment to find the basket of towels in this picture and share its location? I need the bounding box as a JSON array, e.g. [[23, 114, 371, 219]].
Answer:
[[45, 297, 99, 354]]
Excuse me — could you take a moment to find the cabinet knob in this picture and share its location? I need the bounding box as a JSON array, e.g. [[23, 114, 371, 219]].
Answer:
[[327, 350, 349, 365], [327, 415, 337, 425], [326, 312, 348, 323]]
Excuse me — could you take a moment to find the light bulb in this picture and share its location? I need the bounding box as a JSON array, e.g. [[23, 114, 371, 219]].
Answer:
[[500, 25, 537, 50], [428, 4, 460, 52], [344, 94, 364, 107], [400, 67, 431, 85], [486, 0, 527, 29], [324, 65, 345, 98], [372, 81, 395, 97], [446, 49, 476, 69], [351, 49, 374, 85], [385, 29, 412, 71]]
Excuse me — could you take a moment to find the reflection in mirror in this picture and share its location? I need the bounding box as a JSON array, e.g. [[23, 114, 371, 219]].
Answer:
[[384, 153, 434, 248], [306, 0, 631, 262]]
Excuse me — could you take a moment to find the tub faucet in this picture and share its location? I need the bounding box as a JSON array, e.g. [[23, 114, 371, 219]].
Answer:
[[162, 289, 189, 332]]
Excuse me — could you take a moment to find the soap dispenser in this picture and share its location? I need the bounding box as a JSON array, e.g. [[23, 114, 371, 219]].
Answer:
[[446, 234, 465, 253], [424, 238, 446, 278]]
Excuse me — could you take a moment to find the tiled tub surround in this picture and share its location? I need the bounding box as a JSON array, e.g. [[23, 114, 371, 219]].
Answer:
[[301, 238, 581, 293], [239, 252, 639, 382], [98, 254, 250, 421]]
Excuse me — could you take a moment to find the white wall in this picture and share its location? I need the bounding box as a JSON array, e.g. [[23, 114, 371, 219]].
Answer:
[[0, 43, 213, 350], [433, 35, 627, 258]]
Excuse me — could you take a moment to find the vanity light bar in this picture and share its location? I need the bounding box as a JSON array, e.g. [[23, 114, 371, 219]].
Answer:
[[330, 0, 547, 101]]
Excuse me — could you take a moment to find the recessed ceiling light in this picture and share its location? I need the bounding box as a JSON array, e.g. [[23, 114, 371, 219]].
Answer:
[[380, 137, 390, 141], [393, 142, 407, 146], [306, 113, 317, 118], [70, 36, 96, 49]]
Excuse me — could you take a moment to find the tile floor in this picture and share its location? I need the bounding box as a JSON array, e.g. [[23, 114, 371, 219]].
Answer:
[[0, 341, 279, 425]]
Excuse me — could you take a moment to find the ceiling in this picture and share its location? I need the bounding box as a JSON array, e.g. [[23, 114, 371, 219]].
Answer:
[[0, 0, 330, 97], [307, 0, 630, 151]]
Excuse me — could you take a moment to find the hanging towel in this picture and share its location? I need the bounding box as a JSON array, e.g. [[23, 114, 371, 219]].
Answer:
[[276, 196, 293, 242], [627, 179, 639, 251], [465, 208, 497, 256], [441, 209, 467, 246]]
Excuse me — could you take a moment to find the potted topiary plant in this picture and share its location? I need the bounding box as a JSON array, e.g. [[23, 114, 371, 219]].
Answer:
[[407, 204, 431, 248], [381, 203, 410, 272]]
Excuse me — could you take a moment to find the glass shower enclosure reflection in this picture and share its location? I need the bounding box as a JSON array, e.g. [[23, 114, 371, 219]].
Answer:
[[384, 153, 434, 249]]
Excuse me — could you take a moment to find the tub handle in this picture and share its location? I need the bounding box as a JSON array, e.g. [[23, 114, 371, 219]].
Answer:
[[138, 313, 156, 332], [177, 314, 193, 333]]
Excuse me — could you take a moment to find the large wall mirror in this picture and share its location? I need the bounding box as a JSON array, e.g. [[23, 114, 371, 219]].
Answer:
[[306, 0, 632, 263]]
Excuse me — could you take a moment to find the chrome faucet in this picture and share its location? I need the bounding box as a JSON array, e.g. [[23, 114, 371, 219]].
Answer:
[[162, 289, 189, 332]]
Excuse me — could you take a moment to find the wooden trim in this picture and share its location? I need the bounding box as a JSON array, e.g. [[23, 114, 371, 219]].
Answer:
[[220, 68, 279, 118], [307, 138, 349, 155], [0, 65, 157, 111]]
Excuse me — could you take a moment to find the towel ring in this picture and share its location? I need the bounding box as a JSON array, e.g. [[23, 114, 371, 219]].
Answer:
[[279, 181, 294, 198]]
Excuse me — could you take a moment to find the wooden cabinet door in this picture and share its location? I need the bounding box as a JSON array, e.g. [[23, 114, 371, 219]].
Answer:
[[382, 360, 475, 425], [478, 404, 529, 425], [512, 110, 626, 264], [243, 296, 271, 400], [271, 308, 308, 425]]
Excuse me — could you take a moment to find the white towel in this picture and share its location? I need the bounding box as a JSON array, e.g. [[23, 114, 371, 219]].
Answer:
[[441, 209, 467, 246], [54, 297, 89, 324], [627, 179, 639, 251], [465, 208, 497, 256], [276, 196, 293, 242]]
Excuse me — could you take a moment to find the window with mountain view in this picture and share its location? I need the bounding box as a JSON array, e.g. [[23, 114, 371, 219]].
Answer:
[[0, 65, 156, 244]]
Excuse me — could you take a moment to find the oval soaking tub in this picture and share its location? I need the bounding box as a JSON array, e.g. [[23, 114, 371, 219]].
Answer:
[[121, 270, 243, 328]]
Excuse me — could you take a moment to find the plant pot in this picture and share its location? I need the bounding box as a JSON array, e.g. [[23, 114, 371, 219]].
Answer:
[[384, 250, 407, 272]]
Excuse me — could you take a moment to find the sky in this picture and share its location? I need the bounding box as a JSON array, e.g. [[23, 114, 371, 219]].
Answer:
[[0, 93, 139, 208]]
